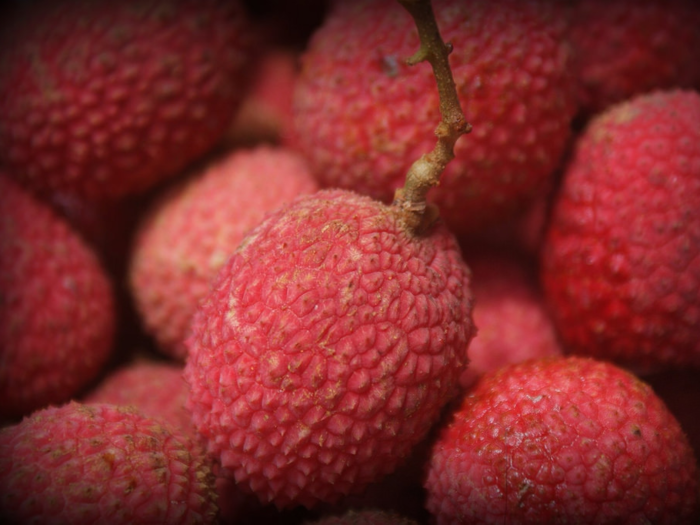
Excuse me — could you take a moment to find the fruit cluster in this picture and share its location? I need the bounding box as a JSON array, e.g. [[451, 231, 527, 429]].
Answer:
[[1, 0, 699, 524]]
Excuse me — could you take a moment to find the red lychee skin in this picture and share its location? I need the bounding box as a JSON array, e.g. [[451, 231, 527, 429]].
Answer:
[[289, 0, 577, 237], [129, 146, 319, 359], [0, 174, 115, 422], [83, 358, 194, 440], [80, 357, 269, 525], [0, 0, 254, 199], [541, 89, 700, 373], [185, 189, 475, 509], [458, 252, 562, 390], [304, 508, 419, 525], [81, 358, 259, 523], [0, 402, 218, 524], [569, 0, 700, 116], [425, 357, 700, 524]]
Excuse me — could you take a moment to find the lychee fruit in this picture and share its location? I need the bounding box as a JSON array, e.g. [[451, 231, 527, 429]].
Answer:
[[569, 0, 700, 116], [458, 251, 562, 390], [81, 357, 262, 523], [425, 356, 699, 524], [0, 401, 218, 524], [289, 0, 577, 237], [83, 358, 194, 440], [0, 0, 255, 199], [129, 145, 319, 359], [185, 188, 475, 509], [0, 173, 115, 422], [541, 89, 700, 373]]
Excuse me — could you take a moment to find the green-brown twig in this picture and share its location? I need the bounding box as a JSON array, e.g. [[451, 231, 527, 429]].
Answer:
[[392, 0, 471, 234]]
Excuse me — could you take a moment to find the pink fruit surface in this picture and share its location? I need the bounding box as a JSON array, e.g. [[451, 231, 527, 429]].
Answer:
[[0, 174, 115, 421], [129, 145, 319, 359], [185, 188, 475, 509], [541, 89, 700, 373], [425, 356, 699, 524], [290, 0, 576, 237], [83, 358, 193, 440], [570, 0, 700, 116], [0, 402, 218, 524], [0, 0, 255, 199], [458, 251, 562, 389]]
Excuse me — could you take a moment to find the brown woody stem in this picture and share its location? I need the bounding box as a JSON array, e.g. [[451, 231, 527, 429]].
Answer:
[[393, 0, 471, 235]]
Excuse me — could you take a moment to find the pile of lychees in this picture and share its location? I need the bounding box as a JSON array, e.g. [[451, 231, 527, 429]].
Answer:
[[1, 0, 699, 524]]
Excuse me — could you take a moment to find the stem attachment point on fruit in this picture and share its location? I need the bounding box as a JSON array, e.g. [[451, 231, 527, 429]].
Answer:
[[393, 0, 471, 235]]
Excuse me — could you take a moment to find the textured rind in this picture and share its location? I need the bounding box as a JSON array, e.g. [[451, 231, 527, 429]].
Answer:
[[0, 174, 115, 421], [459, 253, 562, 389], [541, 89, 700, 372], [129, 146, 319, 359], [290, 0, 576, 237], [0, 402, 218, 524], [425, 357, 700, 524], [185, 189, 475, 509], [570, 0, 700, 115], [0, 0, 254, 199], [83, 359, 194, 440], [305, 508, 420, 525]]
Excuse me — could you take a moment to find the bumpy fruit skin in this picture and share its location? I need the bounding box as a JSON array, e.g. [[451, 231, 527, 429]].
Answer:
[[0, 174, 115, 421], [570, 0, 700, 116], [290, 0, 576, 237], [83, 359, 194, 440], [425, 357, 699, 524], [458, 252, 562, 389], [0, 0, 254, 199], [305, 508, 419, 525], [185, 189, 475, 509], [541, 90, 700, 373], [0, 402, 218, 524], [129, 146, 319, 359]]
